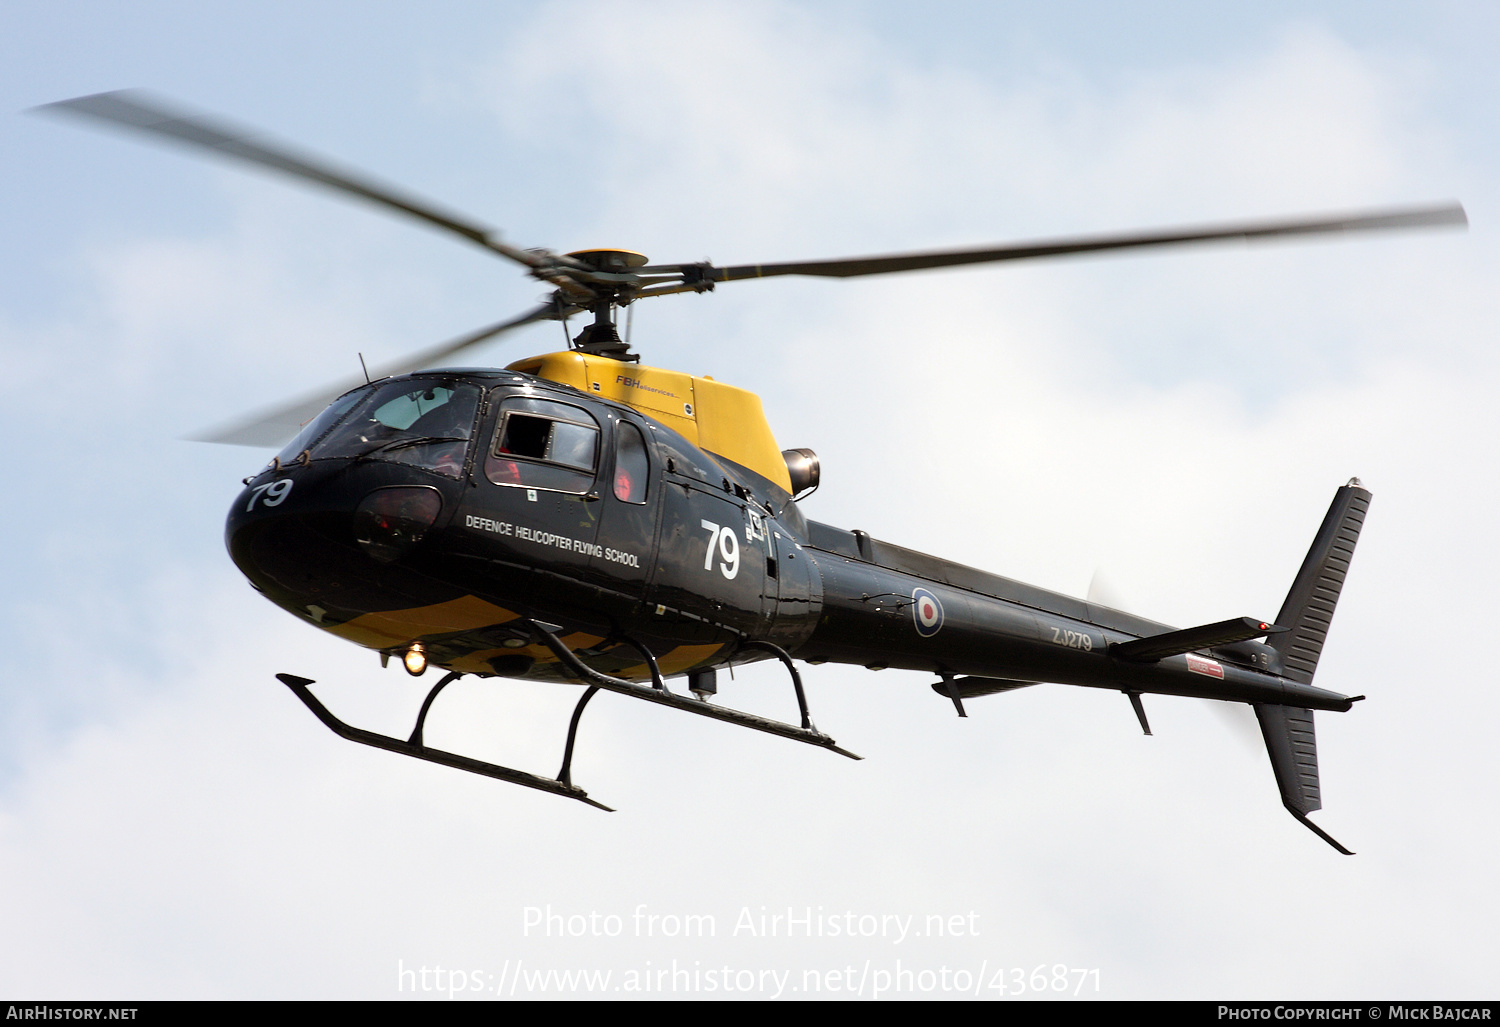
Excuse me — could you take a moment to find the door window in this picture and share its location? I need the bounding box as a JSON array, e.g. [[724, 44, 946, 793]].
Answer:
[[485, 396, 600, 494], [613, 421, 650, 504]]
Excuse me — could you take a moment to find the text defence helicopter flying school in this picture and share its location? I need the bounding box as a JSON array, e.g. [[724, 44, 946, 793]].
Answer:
[[41, 91, 1467, 851]]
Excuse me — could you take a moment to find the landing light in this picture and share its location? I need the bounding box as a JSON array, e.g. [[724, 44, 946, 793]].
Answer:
[[404, 643, 428, 677]]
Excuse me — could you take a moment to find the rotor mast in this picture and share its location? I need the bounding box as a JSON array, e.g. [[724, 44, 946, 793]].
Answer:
[[565, 249, 650, 361]]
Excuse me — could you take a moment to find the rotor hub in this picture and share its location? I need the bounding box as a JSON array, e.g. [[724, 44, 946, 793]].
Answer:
[[565, 248, 649, 272]]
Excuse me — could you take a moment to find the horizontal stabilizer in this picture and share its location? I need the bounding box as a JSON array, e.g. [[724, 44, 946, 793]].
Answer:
[[928, 676, 1038, 700], [1256, 703, 1352, 855], [1110, 616, 1283, 663]]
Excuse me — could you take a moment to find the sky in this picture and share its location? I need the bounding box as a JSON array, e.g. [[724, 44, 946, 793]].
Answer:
[[1, 0, 1497, 1001]]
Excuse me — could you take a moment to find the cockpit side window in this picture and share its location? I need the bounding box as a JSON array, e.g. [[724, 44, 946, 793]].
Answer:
[[486, 395, 600, 494], [274, 387, 366, 465]]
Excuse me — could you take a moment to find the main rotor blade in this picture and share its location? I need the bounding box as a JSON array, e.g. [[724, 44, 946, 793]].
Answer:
[[36, 90, 545, 270], [191, 301, 559, 447], [710, 203, 1467, 281]]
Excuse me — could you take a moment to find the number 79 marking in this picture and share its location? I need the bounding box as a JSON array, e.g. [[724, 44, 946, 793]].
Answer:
[[700, 519, 740, 579], [246, 478, 294, 512]]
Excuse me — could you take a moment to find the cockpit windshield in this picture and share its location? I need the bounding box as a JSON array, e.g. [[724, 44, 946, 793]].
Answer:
[[275, 378, 482, 478]]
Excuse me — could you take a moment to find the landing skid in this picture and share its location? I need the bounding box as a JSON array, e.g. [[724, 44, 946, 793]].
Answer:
[[528, 622, 861, 760], [276, 673, 614, 810], [275, 624, 858, 807]]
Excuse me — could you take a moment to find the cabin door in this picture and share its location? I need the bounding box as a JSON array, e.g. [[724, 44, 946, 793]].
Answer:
[[586, 413, 661, 603]]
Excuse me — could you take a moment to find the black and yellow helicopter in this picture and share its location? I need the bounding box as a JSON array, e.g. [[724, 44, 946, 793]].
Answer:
[[41, 91, 1468, 851]]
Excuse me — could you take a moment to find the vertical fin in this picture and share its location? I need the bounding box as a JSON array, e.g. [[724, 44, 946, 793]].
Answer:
[[1253, 481, 1369, 854], [1269, 481, 1372, 684], [1256, 703, 1321, 815], [1254, 703, 1352, 854]]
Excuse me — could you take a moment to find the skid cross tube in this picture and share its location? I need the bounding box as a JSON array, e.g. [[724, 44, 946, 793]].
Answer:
[[735, 639, 816, 729], [612, 635, 667, 692], [554, 633, 666, 786], [408, 670, 462, 746], [527, 623, 861, 760], [557, 685, 601, 787], [275, 673, 614, 811]]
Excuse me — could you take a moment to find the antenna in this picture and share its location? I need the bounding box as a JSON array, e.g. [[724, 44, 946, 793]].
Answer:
[[358, 352, 371, 384]]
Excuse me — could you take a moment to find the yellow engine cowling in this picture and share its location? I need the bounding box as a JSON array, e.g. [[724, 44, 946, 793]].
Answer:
[[505, 351, 793, 495]]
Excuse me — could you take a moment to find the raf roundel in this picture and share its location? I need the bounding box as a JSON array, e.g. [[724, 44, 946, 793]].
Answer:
[[912, 587, 943, 637]]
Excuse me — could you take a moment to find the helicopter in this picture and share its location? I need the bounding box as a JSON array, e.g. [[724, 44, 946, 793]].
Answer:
[[38, 90, 1468, 851]]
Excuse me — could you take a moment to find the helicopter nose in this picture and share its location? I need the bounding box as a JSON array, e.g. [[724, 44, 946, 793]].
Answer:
[[225, 463, 457, 624]]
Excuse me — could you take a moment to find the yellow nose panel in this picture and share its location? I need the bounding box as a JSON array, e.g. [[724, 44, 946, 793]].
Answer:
[[327, 595, 520, 649]]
